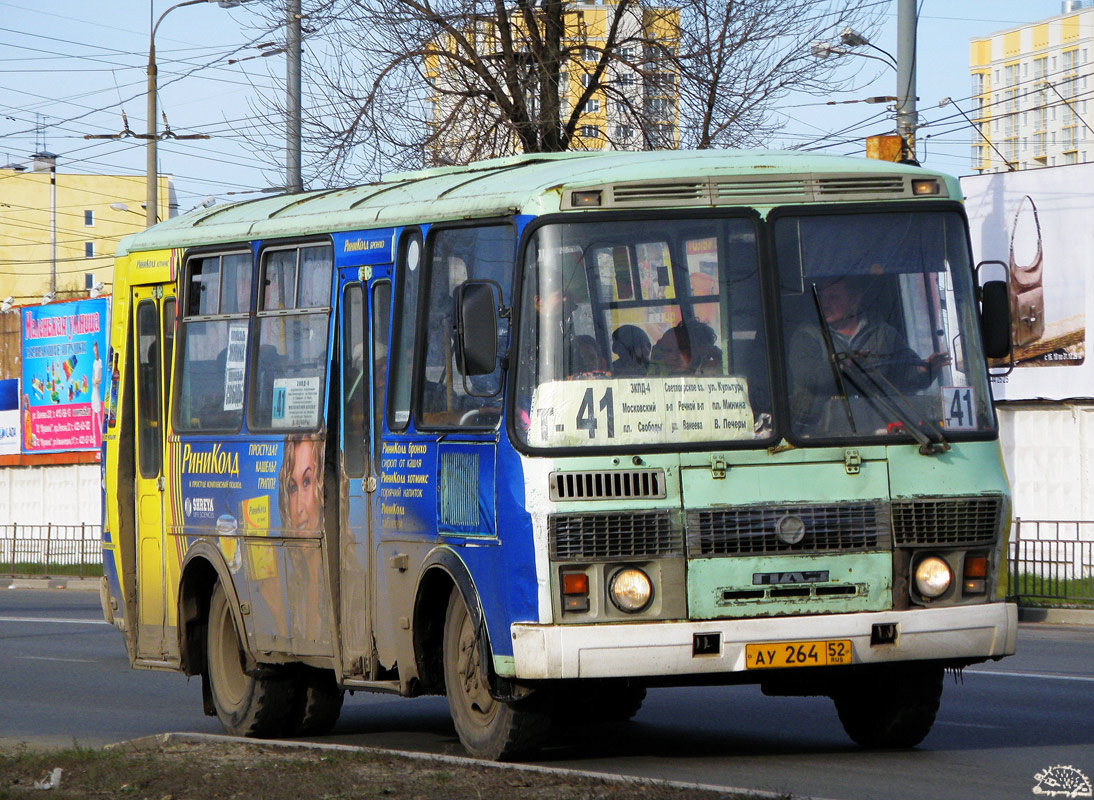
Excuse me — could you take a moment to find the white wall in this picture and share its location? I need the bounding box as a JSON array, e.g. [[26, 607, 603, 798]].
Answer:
[[0, 464, 101, 526], [997, 402, 1094, 521]]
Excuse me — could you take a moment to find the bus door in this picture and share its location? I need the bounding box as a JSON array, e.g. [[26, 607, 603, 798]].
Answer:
[[337, 267, 392, 677], [131, 284, 176, 661]]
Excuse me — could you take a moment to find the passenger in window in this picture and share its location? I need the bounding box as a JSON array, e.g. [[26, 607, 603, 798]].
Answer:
[[650, 321, 721, 376], [572, 334, 609, 377], [611, 325, 652, 376]]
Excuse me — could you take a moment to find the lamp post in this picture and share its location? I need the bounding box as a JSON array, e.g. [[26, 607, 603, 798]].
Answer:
[[146, 0, 247, 227]]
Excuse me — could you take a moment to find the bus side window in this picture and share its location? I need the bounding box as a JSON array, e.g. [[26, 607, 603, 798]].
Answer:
[[136, 300, 162, 478], [419, 225, 514, 429], [372, 281, 392, 462], [175, 252, 250, 432], [388, 231, 422, 432], [249, 244, 333, 431], [342, 284, 366, 477]]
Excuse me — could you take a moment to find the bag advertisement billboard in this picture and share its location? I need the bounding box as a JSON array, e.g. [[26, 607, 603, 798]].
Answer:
[[20, 298, 109, 452], [962, 165, 1092, 401]]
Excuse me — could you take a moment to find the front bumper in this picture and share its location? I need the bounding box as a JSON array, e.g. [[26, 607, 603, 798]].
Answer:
[[508, 602, 1017, 680]]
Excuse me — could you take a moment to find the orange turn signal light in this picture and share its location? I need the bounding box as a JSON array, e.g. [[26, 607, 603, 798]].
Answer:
[[964, 556, 988, 578], [562, 573, 589, 595]]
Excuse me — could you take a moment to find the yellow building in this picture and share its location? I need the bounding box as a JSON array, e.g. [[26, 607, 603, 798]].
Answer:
[[425, 0, 680, 164], [969, 3, 1093, 172], [0, 154, 173, 304]]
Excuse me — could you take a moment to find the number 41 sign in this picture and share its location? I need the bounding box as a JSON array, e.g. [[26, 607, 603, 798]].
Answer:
[[942, 386, 977, 431]]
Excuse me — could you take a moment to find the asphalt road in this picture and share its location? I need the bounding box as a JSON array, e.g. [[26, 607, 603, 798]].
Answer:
[[2, 586, 1092, 800]]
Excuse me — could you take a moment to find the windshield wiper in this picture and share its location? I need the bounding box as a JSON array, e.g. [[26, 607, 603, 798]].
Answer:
[[836, 353, 950, 456], [810, 284, 856, 434]]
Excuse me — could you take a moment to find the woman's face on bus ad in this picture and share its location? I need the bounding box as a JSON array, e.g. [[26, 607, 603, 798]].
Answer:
[[282, 439, 321, 532]]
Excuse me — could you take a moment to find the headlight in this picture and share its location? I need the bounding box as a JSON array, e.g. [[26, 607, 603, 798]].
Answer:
[[609, 568, 652, 612], [914, 556, 952, 598]]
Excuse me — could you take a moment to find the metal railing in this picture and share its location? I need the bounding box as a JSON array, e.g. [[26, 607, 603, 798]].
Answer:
[[1, 523, 102, 578], [1009, 518, 1094, 605]]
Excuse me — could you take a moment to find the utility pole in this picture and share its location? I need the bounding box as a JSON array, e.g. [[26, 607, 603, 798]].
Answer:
[[286, 0, 303, 193], [895, 0, 918, 162]]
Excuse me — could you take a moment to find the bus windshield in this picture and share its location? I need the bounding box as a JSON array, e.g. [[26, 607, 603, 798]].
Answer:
[[515, 216, 773, 449], [775, 209, 995, 444]]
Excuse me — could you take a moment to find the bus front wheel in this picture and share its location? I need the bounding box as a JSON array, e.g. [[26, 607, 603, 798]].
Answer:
[[206, 583, 295, 737], [832, 663, 944, 748], [442, 587, 550, 760]]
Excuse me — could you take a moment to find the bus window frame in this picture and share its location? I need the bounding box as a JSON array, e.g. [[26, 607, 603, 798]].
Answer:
[[341, 281, 367, 478], [247, 236, 336, 435], [135, 298, 163, 479], [764, 199, 999, 449], [413, 218, 517, 433], [172, 245, 254, 436], [506, 208, 774, 458]]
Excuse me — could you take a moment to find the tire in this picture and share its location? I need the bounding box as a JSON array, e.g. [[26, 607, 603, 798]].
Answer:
[[442, 587, 551, 760], [832, 663, 944, 749], [288, 667, 344, 737], [206, 583, 296, 738]]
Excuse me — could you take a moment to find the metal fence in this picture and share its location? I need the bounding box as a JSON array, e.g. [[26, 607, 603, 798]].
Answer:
[[2, 518, 1093, 604], [1008, 519, 1094, 605], [1, 523, 102, 578]]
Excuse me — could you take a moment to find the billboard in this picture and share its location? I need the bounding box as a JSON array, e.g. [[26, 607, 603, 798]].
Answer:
[[20, 298, 109, 452], [0, 378, 19, 456], [962, 164, 1094, 401]]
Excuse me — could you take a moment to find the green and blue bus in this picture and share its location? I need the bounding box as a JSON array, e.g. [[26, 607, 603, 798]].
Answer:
[[101, 149, 1016, 759]]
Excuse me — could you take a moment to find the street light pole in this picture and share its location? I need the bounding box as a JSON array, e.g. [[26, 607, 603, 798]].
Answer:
[[895, 0, 918, 162], [146, 0, 247, 227]]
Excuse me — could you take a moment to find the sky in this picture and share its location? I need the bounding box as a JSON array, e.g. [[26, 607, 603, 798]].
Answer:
[[0, 0, 1075, 211]]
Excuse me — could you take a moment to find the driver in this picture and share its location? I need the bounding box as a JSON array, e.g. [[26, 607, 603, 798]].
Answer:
[[789, 277, 949, 425]]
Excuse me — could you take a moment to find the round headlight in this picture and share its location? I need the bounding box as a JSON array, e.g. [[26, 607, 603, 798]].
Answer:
[[914, 556, 952, 599], [609, 568, 653, 613]]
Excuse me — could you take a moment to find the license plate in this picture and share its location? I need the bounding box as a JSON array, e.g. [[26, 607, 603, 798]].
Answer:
[[745, 639, 852, 669]]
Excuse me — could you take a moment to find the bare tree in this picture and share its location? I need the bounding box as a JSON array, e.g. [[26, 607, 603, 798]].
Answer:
[[241, 0, 881, 183]]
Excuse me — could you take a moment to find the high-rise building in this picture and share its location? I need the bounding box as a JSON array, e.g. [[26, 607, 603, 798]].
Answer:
[[969, 1, 1094, 172], [425, 0, 679, 165], [0, 155, 173, 304]]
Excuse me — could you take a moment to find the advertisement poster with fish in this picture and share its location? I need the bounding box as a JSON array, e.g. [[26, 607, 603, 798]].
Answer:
[[20, 298, 109, 452]]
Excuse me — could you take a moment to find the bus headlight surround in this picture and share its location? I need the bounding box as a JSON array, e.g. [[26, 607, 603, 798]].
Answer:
[[914, 556, 952, 599], [609, 567, 653, 613]]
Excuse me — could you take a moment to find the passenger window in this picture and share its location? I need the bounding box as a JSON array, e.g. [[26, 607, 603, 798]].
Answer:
[[388, 230, 422, 431], [136, 301, 162, 477], [249, 243, 333, 431], [419, 225, 514, 428], [372, 281, 392, 462], [175, 251, 251, 432], [342, 284, 366, 478]]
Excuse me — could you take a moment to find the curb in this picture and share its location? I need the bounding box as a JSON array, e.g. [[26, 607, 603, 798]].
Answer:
[[107, 732, 831, 800], [1017, 606, 1094, 626], [1, 577, 101, 592]]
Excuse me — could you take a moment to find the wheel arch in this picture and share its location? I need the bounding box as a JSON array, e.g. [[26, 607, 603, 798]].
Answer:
[[177, 541, 247, 677], [412, 546, 483, 696]]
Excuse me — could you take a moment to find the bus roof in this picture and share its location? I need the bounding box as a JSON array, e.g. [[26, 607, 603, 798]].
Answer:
[[116, 149, 955, 256]]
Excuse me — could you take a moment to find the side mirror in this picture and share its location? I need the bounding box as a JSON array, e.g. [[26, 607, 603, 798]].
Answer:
[[455, 280, 499, 377], [980, 279, 1011, 361]]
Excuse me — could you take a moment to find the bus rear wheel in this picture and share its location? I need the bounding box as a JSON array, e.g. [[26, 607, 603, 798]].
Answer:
[[206, 583, 295, 738], [288, 667, 344, 736], [442, 587, 550, 760], [832, 663, 944, 749]]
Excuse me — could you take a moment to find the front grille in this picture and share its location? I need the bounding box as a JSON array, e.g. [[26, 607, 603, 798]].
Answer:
[[892, 496, 1002, 547], [549, 510, 680, 561], [687, 503, 887, 556], [549, 469, 666, 501]]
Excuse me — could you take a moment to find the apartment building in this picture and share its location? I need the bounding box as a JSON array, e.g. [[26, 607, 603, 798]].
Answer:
[[0, 153, 173, 304], [425, 0, 679, 164], [970, 1, 1094, 172]]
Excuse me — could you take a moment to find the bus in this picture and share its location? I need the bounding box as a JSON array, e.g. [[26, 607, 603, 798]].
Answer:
[[100, 150, 1016, 760]]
